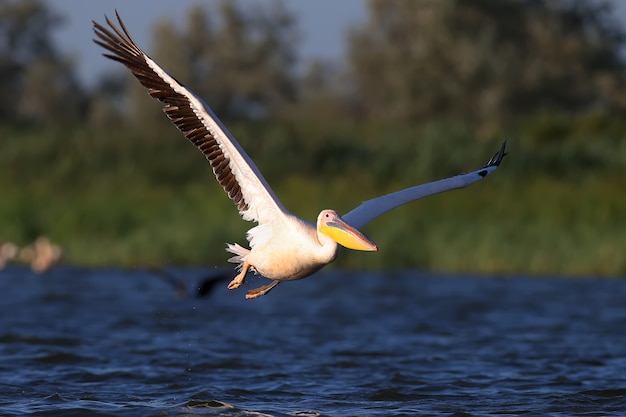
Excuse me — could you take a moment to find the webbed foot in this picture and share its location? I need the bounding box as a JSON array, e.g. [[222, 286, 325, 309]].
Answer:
[[227, 261, 250, 290], [245, 281, 280, 299]]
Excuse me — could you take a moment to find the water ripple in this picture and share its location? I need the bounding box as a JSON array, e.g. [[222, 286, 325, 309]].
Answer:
[[1, 268, 626, 416]]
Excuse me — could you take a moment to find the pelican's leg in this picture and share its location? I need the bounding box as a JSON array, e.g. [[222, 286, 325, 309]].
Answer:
[[227, 261, 250, 290], [245, 280, 280, 299]]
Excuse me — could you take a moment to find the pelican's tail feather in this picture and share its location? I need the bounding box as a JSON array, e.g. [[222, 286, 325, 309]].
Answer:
[[226, 243, 250, 268]]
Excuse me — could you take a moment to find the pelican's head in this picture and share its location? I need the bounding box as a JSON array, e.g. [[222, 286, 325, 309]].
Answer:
[[317, 209, 378, 251]]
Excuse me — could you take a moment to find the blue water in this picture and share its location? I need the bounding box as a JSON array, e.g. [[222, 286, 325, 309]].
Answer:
[[1, 266, 625, 416]]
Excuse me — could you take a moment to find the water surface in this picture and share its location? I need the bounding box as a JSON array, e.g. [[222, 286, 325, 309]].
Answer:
[[1, 266, 625, 416]]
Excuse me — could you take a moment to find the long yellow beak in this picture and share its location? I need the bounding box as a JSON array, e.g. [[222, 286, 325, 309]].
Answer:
[[320, 217, 378, 251]]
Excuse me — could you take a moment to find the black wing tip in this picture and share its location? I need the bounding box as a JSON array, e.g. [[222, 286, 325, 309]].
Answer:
[[484, 140, 507, 168], [92, 9, 138, 50], [91, 9, 116, 33]]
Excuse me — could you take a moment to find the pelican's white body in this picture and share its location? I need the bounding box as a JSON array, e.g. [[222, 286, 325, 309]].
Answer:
[[228, 215, 338, 281]]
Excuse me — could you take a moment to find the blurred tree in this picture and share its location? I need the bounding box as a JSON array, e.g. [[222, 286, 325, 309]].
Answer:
[[0, 0, 85, 124], [129, 0, 298, 125], [87, 73, 128, 129], [346, 0, 626, 132], [296, 59, 349, 122]]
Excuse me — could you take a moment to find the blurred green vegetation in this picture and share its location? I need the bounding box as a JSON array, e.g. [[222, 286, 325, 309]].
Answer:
[[1, 0, 625, 275], [2, 118, 625, 275]]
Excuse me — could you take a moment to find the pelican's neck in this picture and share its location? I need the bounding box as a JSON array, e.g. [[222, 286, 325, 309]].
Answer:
[[315, 227, 340, 264]]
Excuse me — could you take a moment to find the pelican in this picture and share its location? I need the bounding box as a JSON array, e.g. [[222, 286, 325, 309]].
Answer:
[[93, 12, 507, 299], [0, 241, 18, 269], [18, 236, 62, 273]]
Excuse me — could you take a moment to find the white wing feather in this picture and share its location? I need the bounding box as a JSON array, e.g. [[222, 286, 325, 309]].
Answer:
[[342, 141, 507, 229]]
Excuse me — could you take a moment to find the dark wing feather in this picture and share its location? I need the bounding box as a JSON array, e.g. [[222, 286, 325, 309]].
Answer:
[[93, 11, 287, 223]]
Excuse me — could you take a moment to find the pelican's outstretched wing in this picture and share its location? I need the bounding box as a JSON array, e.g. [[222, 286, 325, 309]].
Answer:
[[342, 141, 507, 229], [92, 12, 288, 225]]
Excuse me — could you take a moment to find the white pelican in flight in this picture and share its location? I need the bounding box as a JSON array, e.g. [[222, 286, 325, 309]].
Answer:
[[93, 12, 507, 299]]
